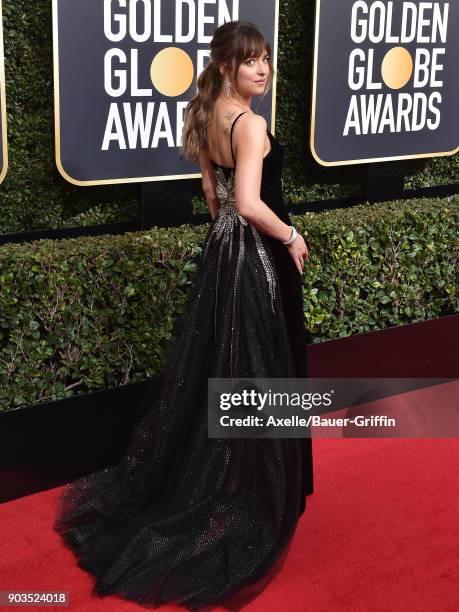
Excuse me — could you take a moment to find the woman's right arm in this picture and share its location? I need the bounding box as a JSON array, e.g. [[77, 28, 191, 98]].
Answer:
[[233, 114, 308, 274]]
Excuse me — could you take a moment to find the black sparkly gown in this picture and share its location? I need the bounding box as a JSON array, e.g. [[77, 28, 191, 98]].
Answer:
[[53, 110, 314, 610]]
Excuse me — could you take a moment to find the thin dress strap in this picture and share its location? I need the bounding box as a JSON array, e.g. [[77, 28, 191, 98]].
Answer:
[[230, 111, 248, 167]]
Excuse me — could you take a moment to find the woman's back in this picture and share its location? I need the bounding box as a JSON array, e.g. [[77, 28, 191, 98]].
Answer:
[[206, 104, 273, 168], [207, 107, 289, 223]]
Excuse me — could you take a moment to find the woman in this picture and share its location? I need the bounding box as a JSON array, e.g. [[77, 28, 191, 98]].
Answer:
[[54, 21, 314, 611]]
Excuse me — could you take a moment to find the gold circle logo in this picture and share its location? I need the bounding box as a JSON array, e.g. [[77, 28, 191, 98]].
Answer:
[[381, 47, 413, 89], [150, 47, 194, 97]]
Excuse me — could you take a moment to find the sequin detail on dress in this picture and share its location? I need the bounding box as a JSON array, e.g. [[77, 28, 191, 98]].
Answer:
[[205, 165, 278, 325]]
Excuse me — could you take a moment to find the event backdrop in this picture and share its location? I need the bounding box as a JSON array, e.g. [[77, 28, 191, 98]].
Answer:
[[52, 0, 279, 186], [311, 0, 458, 165]]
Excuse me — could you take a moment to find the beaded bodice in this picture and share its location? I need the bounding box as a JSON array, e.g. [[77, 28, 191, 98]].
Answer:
[[203, 113, 288, 323]]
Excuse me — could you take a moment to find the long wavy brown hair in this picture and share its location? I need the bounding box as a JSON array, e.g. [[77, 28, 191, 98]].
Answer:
[[180, 21, 274, 162]]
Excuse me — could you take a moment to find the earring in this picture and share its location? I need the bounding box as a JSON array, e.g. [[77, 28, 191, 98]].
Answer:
[[223, 77, 232, 97]]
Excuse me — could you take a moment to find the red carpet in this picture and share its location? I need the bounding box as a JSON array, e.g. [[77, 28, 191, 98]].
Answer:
[[0, 439, 457, 611]]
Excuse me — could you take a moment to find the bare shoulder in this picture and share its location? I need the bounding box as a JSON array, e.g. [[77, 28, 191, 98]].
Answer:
[[236, 112, 267, 134], [233, 112, 267, 149]]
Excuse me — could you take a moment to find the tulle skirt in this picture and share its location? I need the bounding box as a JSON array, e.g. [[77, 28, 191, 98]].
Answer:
[[54, 210, 312, 610]]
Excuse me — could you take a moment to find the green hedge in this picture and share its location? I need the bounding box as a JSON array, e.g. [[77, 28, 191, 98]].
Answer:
[[0, 0, 456, 235], [0, 194, 457, 412]]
